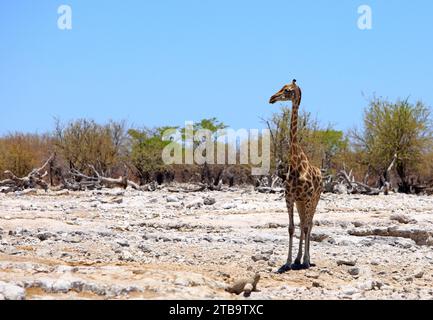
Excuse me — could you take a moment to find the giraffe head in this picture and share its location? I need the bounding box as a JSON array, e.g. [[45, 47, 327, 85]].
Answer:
[[269, 79, 302, 106]]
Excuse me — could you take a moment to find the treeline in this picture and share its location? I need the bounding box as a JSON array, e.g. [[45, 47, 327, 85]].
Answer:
[[0, 98, 432, 193]]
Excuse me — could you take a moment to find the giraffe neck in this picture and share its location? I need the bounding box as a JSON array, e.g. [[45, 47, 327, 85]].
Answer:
[[290, 102, 300, 166]]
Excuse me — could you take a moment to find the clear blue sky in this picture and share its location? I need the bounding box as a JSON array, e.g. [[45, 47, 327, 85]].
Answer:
[[1, 0, 432, 134]]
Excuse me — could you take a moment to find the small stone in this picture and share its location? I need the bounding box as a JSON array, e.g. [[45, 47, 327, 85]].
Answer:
[[357, 280, 373, 291], [217, 271, 231, 279], [251, 254, 270, 262], [309, 232, 323, 242], [0, 281, 25, 300], [306, 272, 320, 279], [243, 283, 254, 297], [116, 239, 130, 247], [226, 274, 260, 296], [109, 196, 123, 204], [267, 259, 277, 267], [370, 260, 380, 266], [119, 251, 134, 261], [390, 214, 416, 225], [348, 267, 360, 276], [373, 280, 384, 290], [203, 197, 216, 206], [186, 199, 203, 209], [52, 279, 72, 293], [36, 232, 55, 241], [83, 283, 107, 296], [70, 281, 84, 292], [174, 277, 190, 287], [312, 281, 322, 288], [222, 203, 236, 210], [261, 249, 274, 255], [138, 244, 151, 253], [56, 266, 74, 273], [414, 271, 424, 279], [166, 196, 179, 203], [337, 259, 357, 267], [342, 286, 358, 296]]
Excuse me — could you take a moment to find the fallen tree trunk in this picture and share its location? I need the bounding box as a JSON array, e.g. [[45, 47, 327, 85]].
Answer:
[[167, 179, 223, 193], [255, 174, 284, 194], [64, 166, 155, 191], [255, 186, 284, 194], [323, 168, 382, 195], [0, 154, 54, 193], [168, 185, 207, 193]]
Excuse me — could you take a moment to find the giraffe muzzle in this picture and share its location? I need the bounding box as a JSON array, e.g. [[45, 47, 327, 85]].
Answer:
[[269, 96, 279, 104]]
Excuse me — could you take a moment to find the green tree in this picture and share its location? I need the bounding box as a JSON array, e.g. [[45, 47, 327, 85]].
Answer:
[[303, 129, 348, 170], [128, 127, 178, 183], [181, 117, 228, 146], [177, 118, 228, 185], [351, 98, 432, 192]]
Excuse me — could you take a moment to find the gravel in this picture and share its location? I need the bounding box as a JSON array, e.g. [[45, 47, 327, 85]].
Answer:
[[0, 189, 432, 300]]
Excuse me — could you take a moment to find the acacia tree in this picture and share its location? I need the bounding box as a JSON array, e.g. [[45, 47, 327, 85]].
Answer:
[[181, 118, 228, 185], [128, 126, 178, 184], [351, 98, 432, 192]]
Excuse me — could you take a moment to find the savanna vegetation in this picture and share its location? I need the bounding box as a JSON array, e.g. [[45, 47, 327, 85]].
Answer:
[[1, 97, 432, 194]]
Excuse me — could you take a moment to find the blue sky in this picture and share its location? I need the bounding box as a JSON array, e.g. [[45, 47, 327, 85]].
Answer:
[[1, 0, 432, 134]]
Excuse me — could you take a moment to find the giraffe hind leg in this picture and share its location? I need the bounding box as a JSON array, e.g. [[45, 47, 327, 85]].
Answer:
[[302, 223, 312, 269], [291, 223, 314, 271], [302, 197, 320, 269]]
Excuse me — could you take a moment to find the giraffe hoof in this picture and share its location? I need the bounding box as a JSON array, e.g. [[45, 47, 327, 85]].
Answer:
[[291, 263, 304, 271], [276, 264, 292, 274], [302, 263, 311, 270], [291, 263, 315, 270]]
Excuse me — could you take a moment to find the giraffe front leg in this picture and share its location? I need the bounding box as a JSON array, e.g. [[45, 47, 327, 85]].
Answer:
[[291, 227, 304, 270], [302, 224, 312, 269], [277, 201, 294, 274]]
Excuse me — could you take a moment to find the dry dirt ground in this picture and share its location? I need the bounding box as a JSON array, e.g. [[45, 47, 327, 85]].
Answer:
[[1, 187, 433, 300]]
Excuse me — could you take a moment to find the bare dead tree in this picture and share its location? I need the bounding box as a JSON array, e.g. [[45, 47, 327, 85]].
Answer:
[[0, 154, 55, 193]]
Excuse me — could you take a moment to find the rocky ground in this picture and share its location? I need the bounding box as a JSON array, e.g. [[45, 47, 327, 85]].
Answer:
[[0, 187, 433, 300]]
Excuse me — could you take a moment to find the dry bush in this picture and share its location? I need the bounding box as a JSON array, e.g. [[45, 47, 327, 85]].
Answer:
[[54, 119, 128, 176], [0, 133, 53, 179]]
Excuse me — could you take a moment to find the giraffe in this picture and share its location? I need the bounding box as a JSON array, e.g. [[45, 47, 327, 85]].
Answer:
[[269, 79, 323, 273]]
